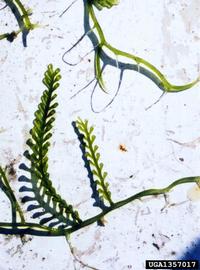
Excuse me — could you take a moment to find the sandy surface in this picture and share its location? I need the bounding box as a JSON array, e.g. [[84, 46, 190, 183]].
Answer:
[[0, 0, 200, 269]]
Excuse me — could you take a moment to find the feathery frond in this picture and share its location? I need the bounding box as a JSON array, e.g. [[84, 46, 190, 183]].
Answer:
[[21, 64, 82, 228], [76, 118, 113, 206]]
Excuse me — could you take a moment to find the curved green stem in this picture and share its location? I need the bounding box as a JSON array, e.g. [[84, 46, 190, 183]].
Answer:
[[1, 0, 37, 44], [6, 0, 35, 30], [87, 1, 105, 43], [86, 1, 199, 93], [0, 167, 25, 224], [104, 42, 199, 92], [66, 176, 199, 234], [113, 176, 199, 209], [0, 176, 198, 236], [0, 222, 62, 236]]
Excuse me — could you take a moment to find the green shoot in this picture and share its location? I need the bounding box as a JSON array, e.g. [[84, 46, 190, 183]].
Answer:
[[21, 64, 82, 228], [76, 118, 113, 206], [85, 0, 199, 94], [0, 166, 25, 223], [0, 65, 199, 244], [0, 0, 37, 46]]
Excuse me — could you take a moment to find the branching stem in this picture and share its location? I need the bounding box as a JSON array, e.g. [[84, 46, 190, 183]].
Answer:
[[86, 1, 199, 92], [0, 176, 198, 236], [0, 0, 37, 45]]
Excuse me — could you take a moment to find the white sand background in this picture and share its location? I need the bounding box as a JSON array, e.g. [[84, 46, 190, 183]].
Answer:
[[0, 0, 200, 269]]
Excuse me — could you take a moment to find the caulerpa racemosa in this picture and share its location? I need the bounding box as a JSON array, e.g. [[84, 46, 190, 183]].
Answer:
[[63, 0, 200, 110], [0, 0, 37, 46], [0, 64, 200, 268]]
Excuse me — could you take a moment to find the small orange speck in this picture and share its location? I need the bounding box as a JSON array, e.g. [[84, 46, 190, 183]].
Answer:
[[119, 144, 127, 152]]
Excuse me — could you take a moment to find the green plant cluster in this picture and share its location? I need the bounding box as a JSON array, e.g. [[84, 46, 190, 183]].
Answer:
[[85, 0, 199, 94], [0, 1, 199, 268], [22, 64, 81, 228], [0, 0, 37, 45], [0, 65, 199, 239], [76, 118, 113, 206]]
